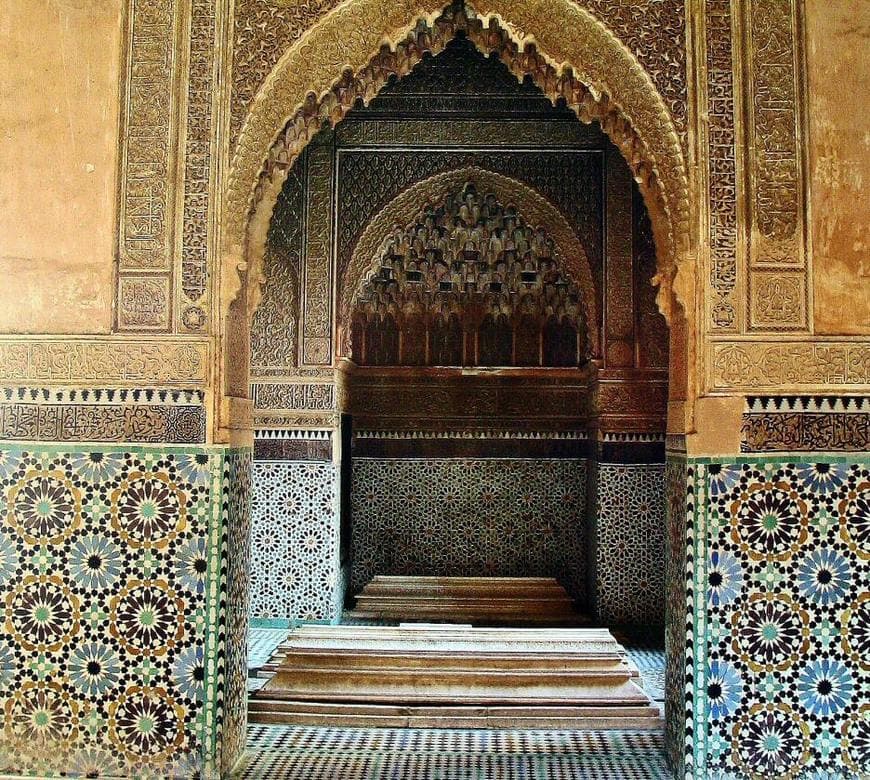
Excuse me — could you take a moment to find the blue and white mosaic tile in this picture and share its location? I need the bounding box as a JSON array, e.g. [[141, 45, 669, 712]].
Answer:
[[249, 461, 341, 623]]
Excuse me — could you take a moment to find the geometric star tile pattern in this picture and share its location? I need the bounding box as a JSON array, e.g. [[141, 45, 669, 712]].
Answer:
[[249, 461, 341, 623], [350, 458, 588, 601], [0, 444, 251, 779], [687, 458, 869, 779], [594, 464, 666, 626]]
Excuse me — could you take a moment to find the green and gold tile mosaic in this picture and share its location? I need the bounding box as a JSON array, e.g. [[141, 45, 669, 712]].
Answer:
[[0, 443, 251, 779]]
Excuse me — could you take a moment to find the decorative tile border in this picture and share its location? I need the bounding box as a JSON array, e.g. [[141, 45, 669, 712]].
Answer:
[[236, 724, 672, 779], [0, 388, 206, 444], [663, 456, 690, 778], [254, 429, 332, 462]]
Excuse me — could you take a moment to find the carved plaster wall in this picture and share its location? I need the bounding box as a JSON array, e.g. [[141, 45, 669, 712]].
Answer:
[[2, 0, 867, 430]]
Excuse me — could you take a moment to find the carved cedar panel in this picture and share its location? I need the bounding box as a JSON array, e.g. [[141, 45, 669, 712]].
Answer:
[[634, 188, 669, 369], [604, 148, 634, 368]]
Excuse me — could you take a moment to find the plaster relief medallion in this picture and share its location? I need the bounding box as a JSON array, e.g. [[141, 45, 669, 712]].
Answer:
[[110, 472, 187, 549], [181, 306, 206, 331], [118, 278, 171, 331]]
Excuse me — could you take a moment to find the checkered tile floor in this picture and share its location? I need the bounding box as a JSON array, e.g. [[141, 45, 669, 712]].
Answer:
[[241, 628, 669, 779], [248, 627, 289, 669], [232, 726, 672, 779]]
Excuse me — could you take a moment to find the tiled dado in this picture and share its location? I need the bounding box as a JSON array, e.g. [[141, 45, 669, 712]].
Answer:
[[591, 463, 666, 626], [668, 455, 869, 779], [249, 460, 342, 624], [0, 443, 252, 779], [350, 458, 588, 601]]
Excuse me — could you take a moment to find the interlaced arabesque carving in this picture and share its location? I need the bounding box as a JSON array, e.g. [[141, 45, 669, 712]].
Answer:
[[351, 183, 589, 367], [251, 164, 304, 374], [241, 3, 683, 283], [581, 0, 687, 146], [230, 0, 688, 148], [231, 0, 344, 145]]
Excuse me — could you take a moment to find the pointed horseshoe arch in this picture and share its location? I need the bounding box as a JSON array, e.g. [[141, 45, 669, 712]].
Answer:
[[218, 0, 696, 434], [338, 167, 602, 358]]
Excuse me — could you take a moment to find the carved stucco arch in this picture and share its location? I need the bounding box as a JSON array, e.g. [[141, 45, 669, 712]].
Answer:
[[338, 167, 601, 358], [219, 0, 697, 434]]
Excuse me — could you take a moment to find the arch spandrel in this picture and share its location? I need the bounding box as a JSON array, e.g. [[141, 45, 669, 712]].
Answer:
[[339, 167, 601, 357]]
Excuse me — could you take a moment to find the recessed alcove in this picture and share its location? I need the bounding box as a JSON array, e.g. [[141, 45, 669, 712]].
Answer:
[[248, 32, 669, 639]]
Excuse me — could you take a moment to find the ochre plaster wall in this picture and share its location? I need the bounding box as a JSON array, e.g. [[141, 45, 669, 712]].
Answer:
[[0, 0, 122, 334], [807, 0, 870, 334]]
